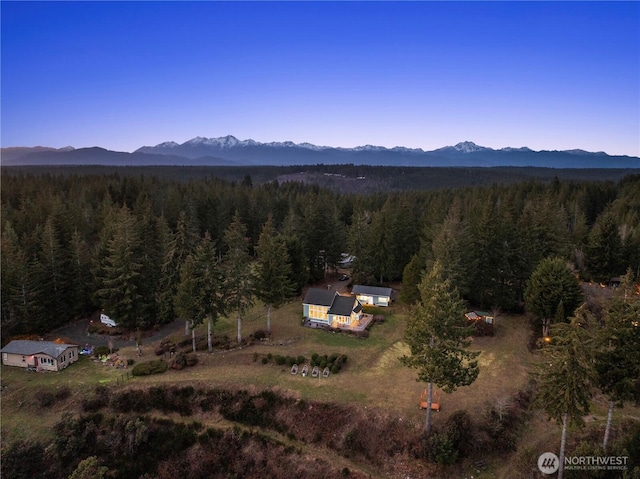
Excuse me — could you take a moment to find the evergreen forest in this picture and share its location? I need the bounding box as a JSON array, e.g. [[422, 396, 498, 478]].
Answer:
[[2, 167, 639, 337]]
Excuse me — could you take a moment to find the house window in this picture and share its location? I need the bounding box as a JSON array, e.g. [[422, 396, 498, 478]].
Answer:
[[308, 305, 328, 320], [22, 356, 26, 362], [2, 353, 7, 361], [69, 350, 74, 358]]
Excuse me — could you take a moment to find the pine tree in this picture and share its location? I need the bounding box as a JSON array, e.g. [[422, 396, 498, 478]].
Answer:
[[586, 211, 624, 282], [595, 271, 640, 450], [222, 212, 255, 343], [346, 208, 373, 284], [524, 257, 583, 338], [174, 232, 225, 352], [532, 307, 597, 479], [281, 207, 309, 293], [155, 215, 178, 324], [37, 216, 69, 326], [400, 253, 424, 305], [400, 261, 480, 434], [95, 206, 143, 330], [1, 221, 45, 333], [255, 216, 294, 334], [430, 205, 471, 298], [68, 228, 94, 317]]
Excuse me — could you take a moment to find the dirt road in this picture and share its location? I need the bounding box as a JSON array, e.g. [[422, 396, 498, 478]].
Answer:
[[45, 317, 185, 348]]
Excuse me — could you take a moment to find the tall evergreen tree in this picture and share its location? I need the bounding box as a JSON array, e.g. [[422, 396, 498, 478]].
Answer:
[[430, 205, 471, 298], [532, 308, 597, 479], [1, 221, 45, 333], [367, 204, 395, 284], [222, 212, 255, 343], [595, 271, 640, 450], [301, 196, 343, 282], [95, 206, 143, 330], [174, 232, 225, 352], [400, 261, 480, 434], [68, 228, 95, 317], [347, 208, 373, 284], [524, 257, 583, 338], [400, 253, 424, 306], [281, 208, 309, 294], [586, 211, 624, 282], [155, 215, 178, 325], [36, 216, 69, 325], [255, 216, 294, 333]]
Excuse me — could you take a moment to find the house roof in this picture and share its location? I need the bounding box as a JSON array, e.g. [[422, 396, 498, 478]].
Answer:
[[303, 288, 337, 307], [0, 340, 77, 358], [328, 295, 358, 316], [352, 285, 393, 298]]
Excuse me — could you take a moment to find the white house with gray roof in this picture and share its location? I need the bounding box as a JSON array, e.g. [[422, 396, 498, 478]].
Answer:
[[1, 340, 79, 371], [352, 285, 393, 307]]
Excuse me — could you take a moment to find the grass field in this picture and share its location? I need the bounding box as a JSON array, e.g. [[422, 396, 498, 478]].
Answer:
[[2, 298, 638, 478], [1, 300, 533, 437]]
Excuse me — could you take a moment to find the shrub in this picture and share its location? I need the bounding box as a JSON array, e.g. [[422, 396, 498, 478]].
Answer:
[[127, 358, 134, 366], [34, 389, 55, 407], [55, 386, 72, 401], [185, 354, 198, 367], [253, 330, 267, 340], [274, 355, 286, 366], [261, 357, 269, 365], [331, 365, 339, 374], [311, 353, 319, 362], [95, 346, 110, 356], [170, 353, 186, 370], [132, 360, 168, 376], [285, 356, 296, 367]]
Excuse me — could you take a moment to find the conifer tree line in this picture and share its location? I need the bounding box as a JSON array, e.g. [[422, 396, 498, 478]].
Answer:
[[1, 170, 639, 336]]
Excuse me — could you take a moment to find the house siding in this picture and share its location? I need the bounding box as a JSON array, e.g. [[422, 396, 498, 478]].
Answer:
[[2, 353, 35, 368], [355, 294, 390, 307]]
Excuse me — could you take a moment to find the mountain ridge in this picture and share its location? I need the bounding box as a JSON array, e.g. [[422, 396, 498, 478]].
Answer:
[[2, 136, 638, 168]]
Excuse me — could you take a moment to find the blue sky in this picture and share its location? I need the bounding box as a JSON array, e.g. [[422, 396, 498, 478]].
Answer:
[[2, 1, 639, 156]]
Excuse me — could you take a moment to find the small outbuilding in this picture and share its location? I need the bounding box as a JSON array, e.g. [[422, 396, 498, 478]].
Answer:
[[465, 311, 494, 324], [1, 340, 79, 371], [352, 285, 393, 307]]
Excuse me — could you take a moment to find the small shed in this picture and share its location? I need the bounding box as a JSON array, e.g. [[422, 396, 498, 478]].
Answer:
[[352, 285, 392, 307], [1, 340, 79, 371], [465, 311, 494, 324]]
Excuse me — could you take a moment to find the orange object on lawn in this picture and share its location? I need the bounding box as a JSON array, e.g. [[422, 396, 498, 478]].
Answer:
[[419, 388, 441, 412]]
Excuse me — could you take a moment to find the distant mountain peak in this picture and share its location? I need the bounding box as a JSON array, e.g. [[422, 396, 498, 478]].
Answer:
[[451, 141, 489, 153]]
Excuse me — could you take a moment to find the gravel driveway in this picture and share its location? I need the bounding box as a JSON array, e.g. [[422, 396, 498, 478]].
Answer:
[[46, 318, 186, 348]]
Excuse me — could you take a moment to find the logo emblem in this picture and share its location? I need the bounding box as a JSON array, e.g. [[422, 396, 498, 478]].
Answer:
[[538, 452, 560, 474]]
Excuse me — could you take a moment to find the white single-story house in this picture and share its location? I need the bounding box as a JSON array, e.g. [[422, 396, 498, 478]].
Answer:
[[352, 285, 393, 307], [303, 288, 364, 328], [1, 340, 79, 371]]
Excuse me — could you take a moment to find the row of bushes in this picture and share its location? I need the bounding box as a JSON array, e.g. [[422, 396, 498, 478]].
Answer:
[[310, 353, 348, 373], [256, 353, 306, 366]]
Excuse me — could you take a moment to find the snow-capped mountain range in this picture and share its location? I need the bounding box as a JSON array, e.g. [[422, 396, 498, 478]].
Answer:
[[2, 136, 637, 168]]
